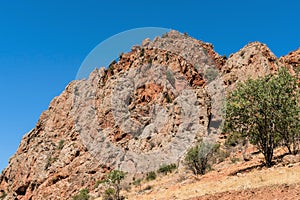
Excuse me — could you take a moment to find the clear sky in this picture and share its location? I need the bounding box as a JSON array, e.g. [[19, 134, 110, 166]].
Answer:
[[0, 0, 299, 172]]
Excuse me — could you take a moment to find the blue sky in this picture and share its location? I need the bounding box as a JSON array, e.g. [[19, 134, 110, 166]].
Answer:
[[0, 0, 299, 172]]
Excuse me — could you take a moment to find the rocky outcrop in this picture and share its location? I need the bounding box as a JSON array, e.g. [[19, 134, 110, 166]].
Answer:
[[280, 48, 300, 73], [0, 31, 221, 199], [0, 30, 298, 199], [222, 42, 281, 91], [0, 82, 107, 199]]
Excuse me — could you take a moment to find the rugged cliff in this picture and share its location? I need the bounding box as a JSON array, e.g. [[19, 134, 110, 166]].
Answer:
[[0, 30, 299, 199]]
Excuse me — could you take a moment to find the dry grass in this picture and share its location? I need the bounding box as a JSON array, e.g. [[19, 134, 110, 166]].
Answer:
[[124, 161, 300, 200]]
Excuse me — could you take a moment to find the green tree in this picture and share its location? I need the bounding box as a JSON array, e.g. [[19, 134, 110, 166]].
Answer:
[[271, 69, 300, 154], [101, 170, 126, 200], [224, 68, 300, 167]]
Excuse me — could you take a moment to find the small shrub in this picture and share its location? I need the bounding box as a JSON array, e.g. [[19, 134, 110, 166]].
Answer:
[[165, 52, 169, 62], [44, 156, 58, 171], [104, 188, 115, 200], [204, 68, 218, 83], [166, 70, 175, 87], [146, 171, 157, 181], [57, 140, 65, 150], [45, 157, 51, 171], [132, 178, 143, 191], [133, 178, 143, 187], [0, 192, 7, 200], [225, 133, 241, 147], [216, 149, 230, 163], [94, 180, 104, 189], [100, 170, 126, 200], [185, 140, 219, 175], [231, 157, 240, 164], [72, 189, 90, 200], [158, 163, 177, 175], [165, 93, 172, 103]]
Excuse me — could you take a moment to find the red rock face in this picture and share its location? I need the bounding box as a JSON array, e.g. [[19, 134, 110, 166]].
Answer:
[[135, 83, 163, 104], [279, 48, 300, 85], [0, 30, 298, 200], [280, 48, 300, 73]]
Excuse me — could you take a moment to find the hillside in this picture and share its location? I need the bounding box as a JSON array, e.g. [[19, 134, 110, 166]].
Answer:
[[0, 30, 300, 200]]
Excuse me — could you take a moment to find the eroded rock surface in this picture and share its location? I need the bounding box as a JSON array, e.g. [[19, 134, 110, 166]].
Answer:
[[0, 30, 298, 199]]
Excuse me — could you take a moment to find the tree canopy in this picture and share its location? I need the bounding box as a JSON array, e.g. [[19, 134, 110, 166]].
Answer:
[[224, 68, 300, 166]]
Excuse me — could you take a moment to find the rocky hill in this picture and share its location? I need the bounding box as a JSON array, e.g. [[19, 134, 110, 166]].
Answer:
[[0, 30, 299, 200], [221, 42, 281, 91]]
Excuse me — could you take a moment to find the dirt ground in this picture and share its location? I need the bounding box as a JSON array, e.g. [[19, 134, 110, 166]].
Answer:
[[192, 184, 300, 200], [125, 148, 300, 200]]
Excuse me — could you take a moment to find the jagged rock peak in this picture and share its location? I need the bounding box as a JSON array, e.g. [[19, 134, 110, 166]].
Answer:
[[280, 48, 300, 71], [221, 41, 282, 91], [141, 30, 226, 70]]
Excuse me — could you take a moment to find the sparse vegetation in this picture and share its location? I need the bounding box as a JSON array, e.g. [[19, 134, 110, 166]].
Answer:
[[158, 163, 177, 175], [104, 188, 116, 200], [165, 52, 169, 62], [204, 68, 218, 82], [100, 170, 126, 200], [133, 178, 143, 187], [57, 139, 65, 150], [165, 93, 172, 103], [225, 132, 243, 147], [44, 156, 52, 171], [166, 70, 175, 87], [211, 144, 230, 164], [185, 140, 219, 175], [146, 171, 157, 181], [224, 68, 300, 167], [72, 189, 90, 200], [231, 157, 240, 164], [132, 178, 143, 191], [0, 192, 7, 200], [94, 180, 102, 189]]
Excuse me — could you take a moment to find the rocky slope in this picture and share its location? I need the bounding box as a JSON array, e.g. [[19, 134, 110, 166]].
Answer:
[[280, 47, 300, 74], [0, 30, 299, 200], [221, 42, 281, 91]]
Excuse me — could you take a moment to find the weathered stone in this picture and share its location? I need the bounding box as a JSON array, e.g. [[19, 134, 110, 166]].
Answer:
[[0, 30, 298, 199]]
